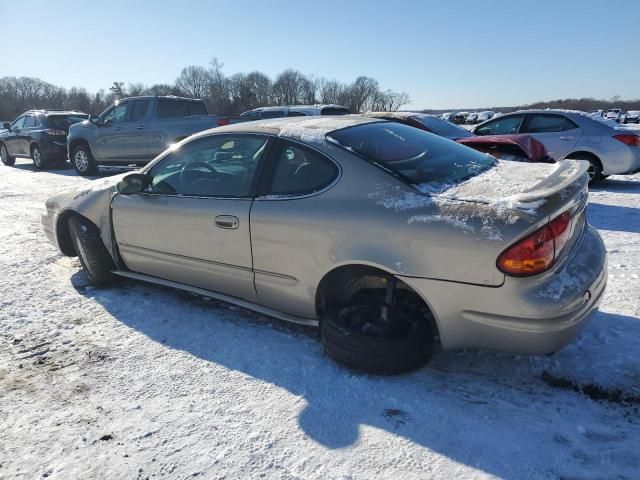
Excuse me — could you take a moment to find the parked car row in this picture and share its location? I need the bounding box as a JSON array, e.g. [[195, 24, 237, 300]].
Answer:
[[588, 108, 640, 124], [441, 110, 496, 125]]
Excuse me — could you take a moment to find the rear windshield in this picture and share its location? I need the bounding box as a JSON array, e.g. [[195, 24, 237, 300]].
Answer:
[[157, 99, 207, 118], [47, 114, 88, 129], [328, 122, 495, 192], [414, 115, 474, 139], [321, 107, 349, 116]]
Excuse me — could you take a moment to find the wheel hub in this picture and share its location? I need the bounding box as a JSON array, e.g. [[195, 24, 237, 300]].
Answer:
[[75, 150, 88, 171]]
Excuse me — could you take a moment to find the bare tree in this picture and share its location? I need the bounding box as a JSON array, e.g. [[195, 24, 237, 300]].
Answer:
[[176, 66, 212, 99], [109, 82, 126, 99]]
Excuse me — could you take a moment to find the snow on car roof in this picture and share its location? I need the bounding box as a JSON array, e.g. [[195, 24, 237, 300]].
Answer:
[[206, 115, 382, 143]]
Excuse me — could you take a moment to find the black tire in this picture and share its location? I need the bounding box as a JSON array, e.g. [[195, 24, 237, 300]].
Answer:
[[566, 154, 603, 184], [68, 216, 115, 286], [71, 143, 98, 176], [31, 144, 47, 170], [0, 143, 15, 166], [321, 292, 436, 375]]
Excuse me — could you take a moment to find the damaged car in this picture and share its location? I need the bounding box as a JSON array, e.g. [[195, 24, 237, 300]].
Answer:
[[42, 116, 607, 374]]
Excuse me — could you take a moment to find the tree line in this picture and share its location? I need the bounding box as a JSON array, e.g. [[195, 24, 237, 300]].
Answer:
[[0, 58, 411, 120]]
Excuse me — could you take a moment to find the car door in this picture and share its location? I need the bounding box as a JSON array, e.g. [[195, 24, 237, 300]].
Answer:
[[5, 116, 27, 156], [111, 133, 272, 301], [118, 98, 151, 161], [21, 115, 38, 155], [474, 114, 526, 136], [93, 101, 131, 161], [250, 139, 341, 319], [520, 113, 582, 160]]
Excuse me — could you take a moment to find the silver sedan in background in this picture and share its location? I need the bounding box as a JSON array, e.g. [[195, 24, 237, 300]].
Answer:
[[42, 117, 607, 374], [473, 109, 640, 181]]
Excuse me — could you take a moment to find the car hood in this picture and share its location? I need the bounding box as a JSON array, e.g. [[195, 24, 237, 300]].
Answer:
[[45, 173, 129, 213]]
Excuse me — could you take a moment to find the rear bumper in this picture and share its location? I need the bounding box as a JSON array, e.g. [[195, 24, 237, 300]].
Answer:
[[401, 225, 607, 355], [41, 140, 68, 161]]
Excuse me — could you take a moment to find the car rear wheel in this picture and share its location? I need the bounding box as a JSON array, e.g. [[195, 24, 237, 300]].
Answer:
[[72, 144, 98, 176], [566, 154, 602, 184], [31, 144, 47, 170], [68, 216, 115, 286], [321, 282, 436, 375], [0, 143, 15, 166]]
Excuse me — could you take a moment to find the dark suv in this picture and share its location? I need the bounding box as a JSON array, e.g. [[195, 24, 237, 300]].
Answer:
[[0, 110, 88, 169]]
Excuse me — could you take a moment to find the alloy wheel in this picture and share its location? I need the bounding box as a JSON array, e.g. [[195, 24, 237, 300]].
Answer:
[[74, 150, 89, 172], [32, 147, 41, 167], [0, 145, 6, 164]]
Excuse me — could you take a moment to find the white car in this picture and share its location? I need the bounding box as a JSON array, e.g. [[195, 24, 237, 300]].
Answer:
[[466, 112, 479, 124], [622, 111, 640, 124], [605, 109, 622, 122], [476, 111, 496, 123]]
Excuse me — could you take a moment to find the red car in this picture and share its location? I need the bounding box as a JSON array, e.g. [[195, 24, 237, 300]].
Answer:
[[365, 112, 553, 163]]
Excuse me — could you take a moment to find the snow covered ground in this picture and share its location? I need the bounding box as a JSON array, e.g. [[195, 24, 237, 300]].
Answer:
[[1, 157, 639, 480]]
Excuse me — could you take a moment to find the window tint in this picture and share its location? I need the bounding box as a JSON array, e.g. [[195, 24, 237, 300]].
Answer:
[[287, 111, 308, 117], [267, 142, 338, 197], [415, 115, 474, 139], [188, 102, 207, 116], [260, 110, 287, 119], [157, 99, 189, 118], [48, 115, 89, 130], [522, 114, 565, 133], [131, 100, 150, 121], [11, 117, 26, 129], [103, 103, 129, 123], [328, 122, 495, 192], [563, 118, 579, 131], [23, 116, 37, 128], [321, 107, 349, 116], [147, 135, 269, 197], [475, 115, 524, 135]]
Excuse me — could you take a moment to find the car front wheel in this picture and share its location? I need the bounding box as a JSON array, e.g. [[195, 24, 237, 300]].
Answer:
[[68, 216, 115, 286], [0, 143, 15, 166], [72, 144, 98, 176]]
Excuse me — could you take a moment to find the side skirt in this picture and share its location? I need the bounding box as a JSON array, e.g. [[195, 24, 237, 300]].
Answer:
[[112, 270, 319, 328]]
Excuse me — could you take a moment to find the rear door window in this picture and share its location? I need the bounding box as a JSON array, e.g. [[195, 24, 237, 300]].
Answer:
[[157, 99, 190, 118], [263, 142, 339, 197], [522, 114, 565, 133], [328, 122, 495, 193], [320, 107, 349, 115], [475, 114, 525, 135], [131, 100, 150, 122], [188, 102, 207, 116]]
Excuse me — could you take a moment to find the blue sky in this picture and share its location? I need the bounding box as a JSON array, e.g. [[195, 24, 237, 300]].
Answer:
[[1, 0, 638, 109]]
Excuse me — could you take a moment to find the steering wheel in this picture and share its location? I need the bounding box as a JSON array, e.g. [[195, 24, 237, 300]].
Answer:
[[179, 161, 221, 188]]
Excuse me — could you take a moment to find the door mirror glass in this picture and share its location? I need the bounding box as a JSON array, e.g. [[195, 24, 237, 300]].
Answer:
[[117, 173, 151, 195]]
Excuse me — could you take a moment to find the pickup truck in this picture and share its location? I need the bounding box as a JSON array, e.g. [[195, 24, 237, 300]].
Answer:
[[68, 96, 222, 175]]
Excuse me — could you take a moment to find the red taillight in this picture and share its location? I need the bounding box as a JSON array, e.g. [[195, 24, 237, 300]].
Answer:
[[613, 134, 640, 146], [217, 118, 230, 126], [44, 128, 66, 136], [497, 211, 573, 276]]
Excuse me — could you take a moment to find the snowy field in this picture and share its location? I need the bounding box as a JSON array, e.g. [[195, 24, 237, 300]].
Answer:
[[1, 155, 639, 479]]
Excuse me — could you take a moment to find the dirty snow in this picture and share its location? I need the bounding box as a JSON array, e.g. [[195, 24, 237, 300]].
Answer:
[[1, 160, 640, 479]]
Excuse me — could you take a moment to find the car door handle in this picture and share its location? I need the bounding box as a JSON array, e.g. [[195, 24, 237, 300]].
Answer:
[[559, 136, 575, 141], [215, 215, 239, 229], [136, 125, 145, 130]]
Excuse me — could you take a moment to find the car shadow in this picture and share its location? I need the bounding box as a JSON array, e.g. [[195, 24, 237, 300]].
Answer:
[[69, 271, 640, 479], [591, 177, 640, 194], [588, 203, 640, 233], [9, 159, 130, 178]]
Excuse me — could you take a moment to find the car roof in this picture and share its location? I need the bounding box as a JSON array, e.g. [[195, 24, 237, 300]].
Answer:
[[242, 104, 348, 114], [193, 115, 382, 143], [24, 109, 87, 116]]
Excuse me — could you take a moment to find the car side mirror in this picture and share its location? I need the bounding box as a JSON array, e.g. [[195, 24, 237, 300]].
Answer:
[[2, 122, 10, 130], [117, 173, 150, 195], [89, 115, 101, 125]]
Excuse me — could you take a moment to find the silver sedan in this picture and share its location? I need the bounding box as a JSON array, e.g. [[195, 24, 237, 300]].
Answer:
[[473, 109, 640, 181], [42, 116, 607, 374]]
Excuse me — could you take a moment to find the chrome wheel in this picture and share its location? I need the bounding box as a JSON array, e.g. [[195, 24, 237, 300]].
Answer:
[[74, 149, 89, 172], [0, 145, 6, 164], [32, 147, 42, 167]]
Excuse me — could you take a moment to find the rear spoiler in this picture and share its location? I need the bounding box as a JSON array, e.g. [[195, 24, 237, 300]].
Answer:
[[509, 160, 589, 203]]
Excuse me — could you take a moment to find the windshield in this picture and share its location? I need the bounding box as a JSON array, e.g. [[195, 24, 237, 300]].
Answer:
[[413, 115, 474, 139], [328, 122, 495, 192]]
